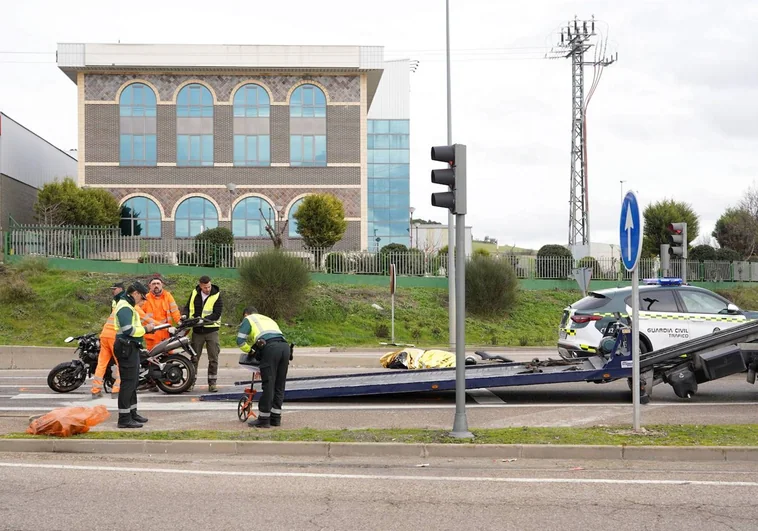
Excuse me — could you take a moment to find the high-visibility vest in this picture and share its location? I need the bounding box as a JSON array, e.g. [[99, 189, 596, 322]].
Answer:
[[188, 290, 220, 328], [102, 305, 152, 340], [113, 299, 146, 338], [243, 314, 282, 342]]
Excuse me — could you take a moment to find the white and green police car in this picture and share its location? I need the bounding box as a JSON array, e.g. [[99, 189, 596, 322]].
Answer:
[[557, 278, 758, 358]]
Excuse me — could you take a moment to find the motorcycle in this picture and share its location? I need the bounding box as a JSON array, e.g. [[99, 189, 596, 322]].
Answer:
[[47, 333, 115, 393], [47, 317, 213, 395], [135, 317, 206, 394]]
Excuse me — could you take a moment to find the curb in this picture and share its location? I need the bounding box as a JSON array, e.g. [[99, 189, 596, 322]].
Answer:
[[2, 439, 758, 461]]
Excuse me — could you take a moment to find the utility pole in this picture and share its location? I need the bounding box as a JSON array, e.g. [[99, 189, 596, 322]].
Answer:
[[549, 16, 617, 259]]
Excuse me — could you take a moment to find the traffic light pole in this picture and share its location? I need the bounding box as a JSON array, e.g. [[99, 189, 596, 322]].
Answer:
[[451, 210, 472, 438], [430, 142, 470, 438], [445, 0, 456, 350]]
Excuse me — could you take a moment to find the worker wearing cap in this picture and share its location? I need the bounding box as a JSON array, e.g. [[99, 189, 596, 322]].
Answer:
[[110, 282, 124, 309], [92, 282, 156, 398], [143, 275, 181, 352], [114, 282, 154, 428]]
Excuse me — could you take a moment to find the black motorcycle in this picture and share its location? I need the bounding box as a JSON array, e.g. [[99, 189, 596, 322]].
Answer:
[[47, 333, 116, 393], [47, 317, 211, 395], [136, 318, 204, 394]]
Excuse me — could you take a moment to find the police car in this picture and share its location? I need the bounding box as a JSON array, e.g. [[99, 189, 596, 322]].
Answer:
[[557, 278, 758, 358]]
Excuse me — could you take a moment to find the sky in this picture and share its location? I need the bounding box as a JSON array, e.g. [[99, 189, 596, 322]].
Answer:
[[1, 0, 756, 250]]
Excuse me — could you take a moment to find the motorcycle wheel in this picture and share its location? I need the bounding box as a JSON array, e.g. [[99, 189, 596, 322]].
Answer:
[[154, 354, 196, 394], [47, 362, 86, 393]]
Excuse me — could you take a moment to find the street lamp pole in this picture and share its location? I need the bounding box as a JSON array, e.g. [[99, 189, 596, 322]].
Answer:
[[445, 0, 456, 349], [409, 206, 416, 248]]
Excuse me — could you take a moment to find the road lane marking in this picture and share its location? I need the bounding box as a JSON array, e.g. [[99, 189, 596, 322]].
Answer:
[[468, 389, 506, 404], [0, 401, 757, 413], [1, 462, 758, 487]]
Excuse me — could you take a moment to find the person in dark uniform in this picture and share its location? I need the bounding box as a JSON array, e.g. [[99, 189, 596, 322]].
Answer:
[[114, 282, 154, 428], [236, 307, 291, 428]]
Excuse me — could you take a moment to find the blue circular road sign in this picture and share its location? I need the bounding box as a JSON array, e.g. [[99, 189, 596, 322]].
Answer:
[[619, 191, 642, 271]]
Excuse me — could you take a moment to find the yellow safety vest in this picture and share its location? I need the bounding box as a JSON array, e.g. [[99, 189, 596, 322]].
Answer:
[[113, 299, 146, 338], [245, 314, 282, 342], [188, 290, 220, 328]]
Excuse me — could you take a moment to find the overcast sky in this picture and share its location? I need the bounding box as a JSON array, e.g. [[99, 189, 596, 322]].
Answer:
[[1, 0, 756, 250]]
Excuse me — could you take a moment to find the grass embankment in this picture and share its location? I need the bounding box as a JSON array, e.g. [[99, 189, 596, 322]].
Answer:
[[6, 425, 758, 446], [0, 260, 577, 348], [3, 259, 758, 348]]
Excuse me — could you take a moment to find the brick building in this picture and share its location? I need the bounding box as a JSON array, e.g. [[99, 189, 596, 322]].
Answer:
[[56, 43, 411, 250]]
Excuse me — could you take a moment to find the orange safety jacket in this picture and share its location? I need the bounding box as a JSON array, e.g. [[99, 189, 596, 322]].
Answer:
[[144, 291, 182, 328]]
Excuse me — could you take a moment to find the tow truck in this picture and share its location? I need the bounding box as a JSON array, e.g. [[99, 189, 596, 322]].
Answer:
[[201, 305, 758, 406]]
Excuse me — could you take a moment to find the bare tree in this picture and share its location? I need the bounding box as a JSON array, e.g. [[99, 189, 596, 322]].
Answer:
[[260, 207, 288, 249], [739, 183, 758, 219], [34, 201, 64, 226]]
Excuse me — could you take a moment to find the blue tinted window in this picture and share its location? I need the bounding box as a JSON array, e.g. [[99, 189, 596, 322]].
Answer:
[[368, 119, 410, 247], [232, 197, 275, 237], [390, 121, 409, 134], [177, 135, 213, 166], [119, 83, 157, 166], [288, 198, 306, 237], [177, 84, 213, 118], [290, 84, 326, 118], [290, 135, 327, 167], [175, 197, 218, 238], [120, 196, 161, 237], [233, 84, 270, 118]]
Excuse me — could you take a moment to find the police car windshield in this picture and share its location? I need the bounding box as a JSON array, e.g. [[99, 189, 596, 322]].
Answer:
[[572, 293, 610, 311]]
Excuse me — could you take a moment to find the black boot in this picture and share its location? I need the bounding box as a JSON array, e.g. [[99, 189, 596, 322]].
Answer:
[[118, 413, 143, 429], [270, 414, 281, 427], [131, 411, 148, 423], [248, 416, 270, 429]]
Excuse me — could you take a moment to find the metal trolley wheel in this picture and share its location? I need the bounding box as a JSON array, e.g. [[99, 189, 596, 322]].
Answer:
[[237, 397, 253, 422], [237, 385, 257, 422]]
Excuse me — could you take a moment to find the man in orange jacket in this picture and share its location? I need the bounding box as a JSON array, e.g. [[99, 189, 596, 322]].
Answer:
[[143, 276, 182, 352], [92, 283, 155, 398]]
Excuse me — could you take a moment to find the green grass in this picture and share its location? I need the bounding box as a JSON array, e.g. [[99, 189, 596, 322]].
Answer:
[[3, 261, 757, 348], [0, 262, 579, 348], [6, 425, 758, 446]]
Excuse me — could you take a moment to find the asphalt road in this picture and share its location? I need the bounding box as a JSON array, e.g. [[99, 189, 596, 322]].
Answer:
[[1, 363, 757, 433], [1, 452, 758, 530]]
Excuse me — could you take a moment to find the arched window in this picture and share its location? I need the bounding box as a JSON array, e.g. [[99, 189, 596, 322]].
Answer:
[[175, 197, 218, 238], [288, 198, 306, 237], [232, 197, 275, 237], [176, 84, 214, 166], [120, 196, 161, 237], [289, 84, 326, 167], [233, 84, 271, 166], [119, 83, 157, 166]]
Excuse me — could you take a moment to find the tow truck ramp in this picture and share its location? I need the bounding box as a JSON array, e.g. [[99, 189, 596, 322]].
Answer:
[[201, 320, 758, 403]]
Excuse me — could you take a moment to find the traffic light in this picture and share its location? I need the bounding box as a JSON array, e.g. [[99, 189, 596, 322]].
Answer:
[[430, 144, 467, 215], [667, 222, 688, 259]]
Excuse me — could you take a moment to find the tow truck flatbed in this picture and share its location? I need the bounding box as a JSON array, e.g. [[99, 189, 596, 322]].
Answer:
[[200, 320, 758, 403]]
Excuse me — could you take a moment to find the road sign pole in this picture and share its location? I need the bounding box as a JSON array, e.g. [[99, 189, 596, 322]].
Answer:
[[631, 266, 640, 431], [620, 190, 643, 433]]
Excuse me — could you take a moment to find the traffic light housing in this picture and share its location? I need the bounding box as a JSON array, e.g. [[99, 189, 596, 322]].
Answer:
[[431, 144, 466, 215], [667, 222, 688, 259]]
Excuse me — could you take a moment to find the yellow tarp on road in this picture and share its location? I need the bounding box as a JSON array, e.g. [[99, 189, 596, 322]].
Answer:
[[380, 348, 456, 370]]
